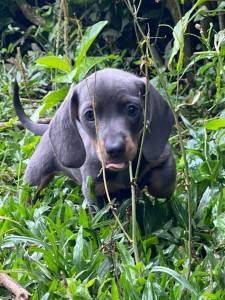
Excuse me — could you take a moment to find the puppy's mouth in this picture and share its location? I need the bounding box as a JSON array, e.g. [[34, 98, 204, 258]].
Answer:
[[105, 161, 128, 171]]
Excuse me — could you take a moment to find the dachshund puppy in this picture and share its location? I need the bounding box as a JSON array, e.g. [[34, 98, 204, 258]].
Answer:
[[14, 68, 176, 207]]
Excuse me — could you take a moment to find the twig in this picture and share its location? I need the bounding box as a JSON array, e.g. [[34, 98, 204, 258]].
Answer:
[[15, 0, 45, 26], [60, 271, 73, 300], [62, 0, 69, 58], [84, 71, 132, 243], [129, 161, 139, 263], [110, 229, 123, 297], [56, 0, 63, 56], [129, 51, 150, 264], [0, 272, 30, 300], [134, 54, 150, 180], [175, 76, 192, 278], [123, 0, 193, 277]]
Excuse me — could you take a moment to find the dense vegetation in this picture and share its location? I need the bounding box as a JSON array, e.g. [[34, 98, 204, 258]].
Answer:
[[1, 0, 225, 299]]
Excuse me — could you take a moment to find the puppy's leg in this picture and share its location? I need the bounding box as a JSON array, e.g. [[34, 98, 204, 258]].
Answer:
[[80, 161, 102, 213], [25, 132, 59, 187], [146, 154, 176, 198]]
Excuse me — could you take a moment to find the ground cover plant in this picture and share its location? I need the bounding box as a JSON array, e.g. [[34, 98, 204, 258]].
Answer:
[[1, 0, 225, 299]]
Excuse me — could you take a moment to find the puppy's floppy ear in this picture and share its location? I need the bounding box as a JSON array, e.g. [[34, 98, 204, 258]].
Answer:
[[48, 85, 86, 168], [142, 82, 174, 161]]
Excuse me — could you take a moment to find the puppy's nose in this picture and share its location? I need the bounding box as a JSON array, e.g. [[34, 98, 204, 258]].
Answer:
[[105, 140, 126, 157]]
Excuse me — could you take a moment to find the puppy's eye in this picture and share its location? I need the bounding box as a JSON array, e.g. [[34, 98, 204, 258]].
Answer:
[[84, 109, 95, 121], [126, 104, 139, 117]]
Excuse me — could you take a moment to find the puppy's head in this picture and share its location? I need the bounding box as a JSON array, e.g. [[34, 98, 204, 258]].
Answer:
[[76, 69, 144, 171], [49, 68, 174, 170]]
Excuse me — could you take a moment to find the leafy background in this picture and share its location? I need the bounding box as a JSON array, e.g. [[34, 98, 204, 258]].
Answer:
[[1, 0, 225, 299]]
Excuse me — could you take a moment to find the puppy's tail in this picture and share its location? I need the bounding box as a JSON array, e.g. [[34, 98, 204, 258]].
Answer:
[[13, 81, 48, 136]]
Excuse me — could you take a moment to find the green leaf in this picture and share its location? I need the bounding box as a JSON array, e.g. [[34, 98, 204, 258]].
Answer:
[[73, 226, 84, 272], [79, 207, 89, 227], [36, 56, 72, 73], [168, 0, 207, 70], [214, 29, 225, 54], [214, 212, 225, 232], [74, 20, 108, 80], [91, 204, 111, 227], [151, 266, 199, 296], [117, 242, 134, 266], [196, 187, 211, 220], [205, 118, 225, 130], [0, 117, 17, 131], [40, 86, 69, 114], [168, 9, 192, 70], [52, 69, 77, 84], [111, 278, 120, 300], [86, 176, 95, 201], [142, 279, 154, 300], [78, 56, 109, 81], [85, 278, 96, 288], [198, 62, 214, 75], [1, 235, 49, 249]]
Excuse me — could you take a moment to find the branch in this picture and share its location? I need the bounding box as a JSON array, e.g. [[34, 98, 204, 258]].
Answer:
[[84, 72, 132, 243], [15, 0, 45, 26], [0, 272, 30, 300], [124, 0, 193, 277]]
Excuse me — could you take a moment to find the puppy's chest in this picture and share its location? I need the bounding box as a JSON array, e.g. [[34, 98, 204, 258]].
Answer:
[[94, 162, 152, 197], [94, 169, 130, 196]]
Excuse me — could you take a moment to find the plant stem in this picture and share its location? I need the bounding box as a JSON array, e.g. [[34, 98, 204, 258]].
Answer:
[[135, 62, 149, 180], [124, 0, 193, 277], [84, 74, 132, 243], [129, 161, 139, 263]]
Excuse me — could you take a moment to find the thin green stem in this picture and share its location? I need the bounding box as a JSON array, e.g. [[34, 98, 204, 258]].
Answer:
[[85, 73, 132, 243], [129, 161, 139, 263], [135, 62, 149, 180], [124, 0, 193, 277]]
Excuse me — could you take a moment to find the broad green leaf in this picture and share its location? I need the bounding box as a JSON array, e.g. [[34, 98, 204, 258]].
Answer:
[[117, 242, 134, 266], [34, 206, 51, 219], [52, 69, 77, 84], [87, 175, 95, 201], [85, 278, 96, 288], [193, 51, 216, 60], [168, 9, 192, 70], [97, 278, 112, 299], [36, 56, 72, 73], [91, 204, 111, 227], [111, 278, 120, 300], [75, 20, 108, 80], [170, 195, 188, 229], [40, 86, 69, 114], [168, 0, 207, 70], [205, 118, 225, 130], [21, 136, 40, 154], [214, 212, 225, 232], [0, 117, 17, 131], [79, 207, 89, 227], [73, 226, 84, 272], [40, 293, 50, 300], [142, 279, 154, 300], [78, 56, 109, 81], [1, 235, 49, 248], [151, 266, 199, 296], [196, 187, 211, 220], [198, 62, 214, 75], [214, 29, 225, 54]]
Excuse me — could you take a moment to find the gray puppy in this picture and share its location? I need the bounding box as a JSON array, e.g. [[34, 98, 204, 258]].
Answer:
[[14, 68, 176, 207]]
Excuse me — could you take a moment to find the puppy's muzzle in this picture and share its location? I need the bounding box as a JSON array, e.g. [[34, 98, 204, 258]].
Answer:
[[104, 138, 127, 170], [105, 138, 126, 158]]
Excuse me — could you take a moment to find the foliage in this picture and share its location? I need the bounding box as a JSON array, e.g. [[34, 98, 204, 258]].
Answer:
[[1, 0, 225, 299]]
